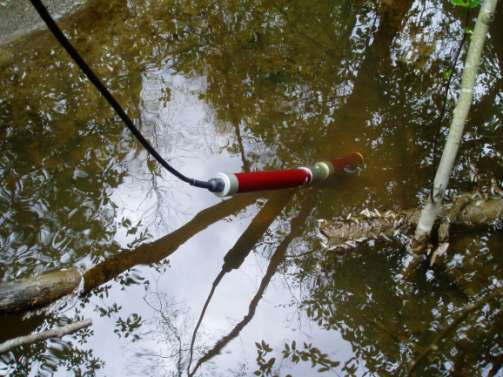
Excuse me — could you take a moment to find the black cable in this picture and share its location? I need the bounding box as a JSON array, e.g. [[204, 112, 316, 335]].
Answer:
[[28, 0, 221, 192]]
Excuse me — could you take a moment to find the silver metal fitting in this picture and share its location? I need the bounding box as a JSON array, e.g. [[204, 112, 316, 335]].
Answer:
[[213, 172, 239, 197]]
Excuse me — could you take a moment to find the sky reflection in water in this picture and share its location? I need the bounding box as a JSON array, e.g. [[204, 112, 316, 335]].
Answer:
[[0, 0, 502, 376]]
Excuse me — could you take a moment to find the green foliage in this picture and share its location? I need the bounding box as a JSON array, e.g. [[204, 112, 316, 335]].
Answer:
[[442, 68, 453, 80], [253, 339, 339, 376], [282, 341, 340, 373], [255, 341, 276, 376], [113, 313, 143, 342], [450, 0, 480, 8]]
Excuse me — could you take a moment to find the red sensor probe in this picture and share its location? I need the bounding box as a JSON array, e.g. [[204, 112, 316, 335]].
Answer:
[[209, 152, 364, 197]]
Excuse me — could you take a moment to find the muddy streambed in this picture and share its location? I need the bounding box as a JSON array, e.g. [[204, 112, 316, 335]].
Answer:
[[0, 0, 502, 376]]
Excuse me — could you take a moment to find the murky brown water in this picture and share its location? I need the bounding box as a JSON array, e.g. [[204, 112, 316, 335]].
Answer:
[[0, 0, 502, 376]]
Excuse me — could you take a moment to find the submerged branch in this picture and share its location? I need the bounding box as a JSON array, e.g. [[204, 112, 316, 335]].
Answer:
[[0, 319, 92, 354], [0, 269, 82, 314], [319, 193, 503, 251], [82, 193, 258, 294]]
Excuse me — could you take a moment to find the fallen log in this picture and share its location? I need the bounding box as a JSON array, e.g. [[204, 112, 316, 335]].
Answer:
[[1, 193, 499, 315], [0, 269, 82, 314], [319, 193, 503, 251], [0, 318, 92, 354]]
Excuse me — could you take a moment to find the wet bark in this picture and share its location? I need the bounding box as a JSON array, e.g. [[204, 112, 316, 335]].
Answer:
[[320, 193, 503, 251], [0, 268, 82, 315]]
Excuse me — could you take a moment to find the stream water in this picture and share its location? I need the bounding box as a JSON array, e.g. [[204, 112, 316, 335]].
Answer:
[[0, 0, 502, 376]]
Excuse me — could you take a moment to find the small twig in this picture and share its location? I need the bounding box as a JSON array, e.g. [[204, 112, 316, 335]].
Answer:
[[186, 271, 224, 375], [407, 288, 503, 376], [0, 319, 92, 354]]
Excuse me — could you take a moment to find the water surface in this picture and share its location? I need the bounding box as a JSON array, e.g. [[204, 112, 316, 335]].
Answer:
[[0, 0, 502, 376]]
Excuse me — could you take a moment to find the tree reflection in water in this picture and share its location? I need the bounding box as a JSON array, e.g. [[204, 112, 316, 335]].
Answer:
[[0, 0, 502, 375]]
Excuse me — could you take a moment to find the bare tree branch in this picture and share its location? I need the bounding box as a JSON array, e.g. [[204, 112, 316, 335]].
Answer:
[[186, 191, 293, 374], [188, 194, 315, 377], [0, 319, 92, 354]]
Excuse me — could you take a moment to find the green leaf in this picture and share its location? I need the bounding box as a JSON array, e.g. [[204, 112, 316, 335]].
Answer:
[[146, 158, 160, 176], [450, 0, 480, 8], [442, 68, 453, 80]]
